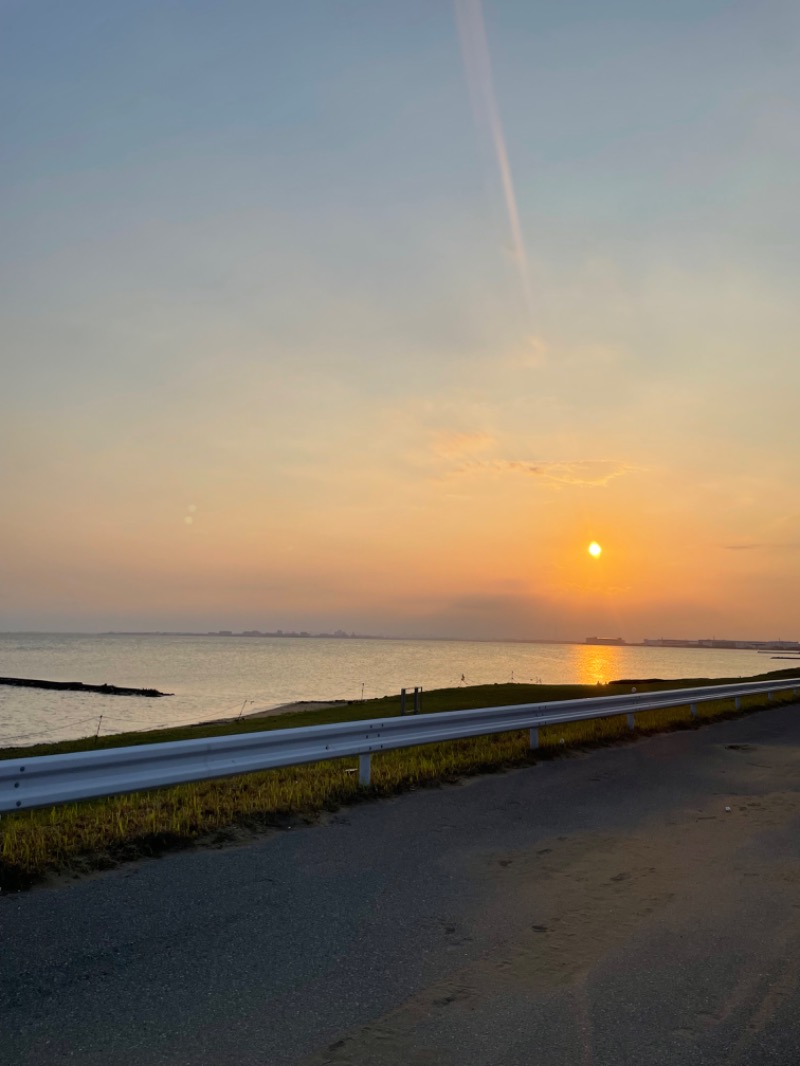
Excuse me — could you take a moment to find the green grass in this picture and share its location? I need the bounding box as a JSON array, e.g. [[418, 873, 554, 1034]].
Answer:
[[0, 681, 623, 761], [1, 669, 798, 891]]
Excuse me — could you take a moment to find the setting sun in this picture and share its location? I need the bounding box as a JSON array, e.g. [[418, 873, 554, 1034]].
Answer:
[[588, 541, 602, 558]]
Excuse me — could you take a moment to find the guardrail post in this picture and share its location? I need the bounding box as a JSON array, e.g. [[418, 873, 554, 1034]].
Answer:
[[794, 688, 799, 699], [690, 703, 697, 720], [414, 686, 422, 714], [627, 713, 635, 731], [767, 690, 773, 703], [400, 688, 406, 716], [358, 753, 372, 786], [735, 696, 741, 711], [529, 727, 539, 750]]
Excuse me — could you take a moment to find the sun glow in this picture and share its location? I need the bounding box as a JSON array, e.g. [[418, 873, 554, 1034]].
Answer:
[[588, 541, 602, 558]]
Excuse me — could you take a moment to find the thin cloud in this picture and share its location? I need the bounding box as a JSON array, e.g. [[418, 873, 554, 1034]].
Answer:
[[433, 430, 496, 459], [723, 541, 800, 552], [462, 458, 636, 487], [505, 335, 549, 369], [455, 0, 535, 325]]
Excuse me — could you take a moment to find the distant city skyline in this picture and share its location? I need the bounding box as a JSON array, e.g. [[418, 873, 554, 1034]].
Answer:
[[2, 629, 799, 653], [4, 1, 800, 640]]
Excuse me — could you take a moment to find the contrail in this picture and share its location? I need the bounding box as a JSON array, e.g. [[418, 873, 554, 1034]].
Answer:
[[455, 0, 535, 323]]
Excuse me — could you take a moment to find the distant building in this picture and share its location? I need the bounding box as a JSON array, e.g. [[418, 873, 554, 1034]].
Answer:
[[644, 637, 800, 651], [585, 636, 626, 645], [644, 638, 701, 647]]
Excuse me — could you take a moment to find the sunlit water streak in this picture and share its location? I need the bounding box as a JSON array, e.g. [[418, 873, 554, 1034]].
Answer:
[[0, 633, 787, 748]]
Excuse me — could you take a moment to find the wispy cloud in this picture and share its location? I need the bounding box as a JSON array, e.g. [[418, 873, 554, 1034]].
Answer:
[[455, 0, 535, 326], [432, 430, 496, 459], [459, 458, 636, 487], [505, 335, 549, 369], [723, 541, 800, 552]]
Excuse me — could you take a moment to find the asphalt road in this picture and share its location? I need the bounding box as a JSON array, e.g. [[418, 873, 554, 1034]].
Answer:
[[3, 703, 800, 1065]]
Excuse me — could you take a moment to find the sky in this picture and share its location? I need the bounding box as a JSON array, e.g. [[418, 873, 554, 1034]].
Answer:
[[2, 0, 800, 640]]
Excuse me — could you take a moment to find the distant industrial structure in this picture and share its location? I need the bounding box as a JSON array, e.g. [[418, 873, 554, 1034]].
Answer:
[[585, 636, 800, 651], [643, 638, 800, 651]]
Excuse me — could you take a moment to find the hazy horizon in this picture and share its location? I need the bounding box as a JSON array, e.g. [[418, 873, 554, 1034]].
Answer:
[[2, 628, 796, 649], [4, 1, 800, 641]]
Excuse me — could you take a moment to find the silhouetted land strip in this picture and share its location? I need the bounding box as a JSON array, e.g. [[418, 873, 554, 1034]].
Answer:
[[0, 677, 171, 697]]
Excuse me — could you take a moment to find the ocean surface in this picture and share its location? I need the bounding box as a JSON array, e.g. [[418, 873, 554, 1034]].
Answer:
[[0, 633, 795, 748]]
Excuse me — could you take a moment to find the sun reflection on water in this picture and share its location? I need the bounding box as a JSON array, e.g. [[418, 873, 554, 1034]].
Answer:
[[574, 645, 618, 686]]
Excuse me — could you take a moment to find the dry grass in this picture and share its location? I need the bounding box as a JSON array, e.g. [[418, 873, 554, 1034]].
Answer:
[[1, 679, 797, 891]]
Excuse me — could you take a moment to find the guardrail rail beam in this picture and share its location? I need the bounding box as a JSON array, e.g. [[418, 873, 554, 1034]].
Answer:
[[2, 678, 798, 813]]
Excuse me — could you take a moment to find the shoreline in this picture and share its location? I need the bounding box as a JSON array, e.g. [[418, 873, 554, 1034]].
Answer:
[[5, 674, 799, 892], [243, 699, 351, 719], [197, 699, 352, 727]]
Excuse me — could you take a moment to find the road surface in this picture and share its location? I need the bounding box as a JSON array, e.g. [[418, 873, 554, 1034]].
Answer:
[[3, 703, 800, 1065]]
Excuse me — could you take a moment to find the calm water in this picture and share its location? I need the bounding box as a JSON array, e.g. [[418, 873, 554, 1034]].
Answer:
[[0, 633, 792, 748]]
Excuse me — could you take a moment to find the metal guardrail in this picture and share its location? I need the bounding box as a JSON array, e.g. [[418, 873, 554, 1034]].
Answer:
[[1, 677, 798, 813]]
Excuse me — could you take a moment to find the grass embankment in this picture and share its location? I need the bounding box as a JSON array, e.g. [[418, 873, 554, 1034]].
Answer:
[[2, 671, 798, 891]]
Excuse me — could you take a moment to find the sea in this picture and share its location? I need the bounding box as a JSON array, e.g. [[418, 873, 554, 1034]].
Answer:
[[0, 632, 795, 749]]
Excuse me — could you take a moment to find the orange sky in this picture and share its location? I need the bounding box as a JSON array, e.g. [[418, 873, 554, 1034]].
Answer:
[[3, 3, 800, 639]]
